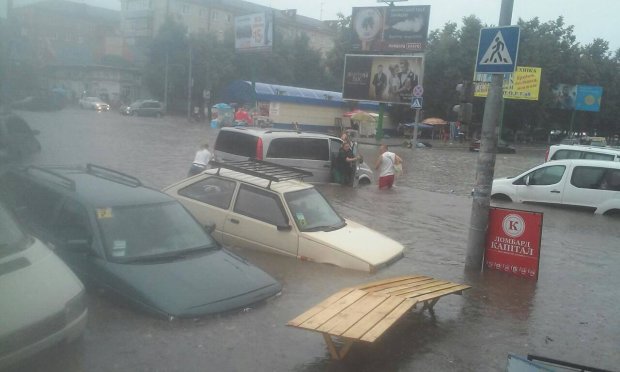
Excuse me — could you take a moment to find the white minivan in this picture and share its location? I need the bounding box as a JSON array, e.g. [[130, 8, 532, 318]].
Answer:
[[0, 204, 87, 368], [491, 159, 620, 215], [545, 144, 620, 162]]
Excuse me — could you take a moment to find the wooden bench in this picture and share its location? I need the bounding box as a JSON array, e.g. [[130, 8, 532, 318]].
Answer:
[[287, 275, 471, 360]]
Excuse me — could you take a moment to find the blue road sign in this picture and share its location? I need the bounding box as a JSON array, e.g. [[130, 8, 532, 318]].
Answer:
[[476, 26, 520, 74], [575, 85, 603, 112], [411, 97, 423, 109]]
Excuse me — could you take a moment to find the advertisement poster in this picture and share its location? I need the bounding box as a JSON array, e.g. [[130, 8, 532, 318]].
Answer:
[[474, 66, 541, 100], [485, 207, 543, 280], [343, 54, 424, 105], [234, 12, 273, 53], [574, 85, 603, 112], [551, 84, 577, 110], [351, 5, 430, 52]]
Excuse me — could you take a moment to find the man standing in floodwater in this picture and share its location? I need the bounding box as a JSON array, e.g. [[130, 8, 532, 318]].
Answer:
[[375, 144, 402, 189]]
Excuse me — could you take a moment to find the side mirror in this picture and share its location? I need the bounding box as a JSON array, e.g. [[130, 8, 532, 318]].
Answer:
[[524, 175, 531, 186], [277, 224, 292, 232], [204, 223, 216, 234]]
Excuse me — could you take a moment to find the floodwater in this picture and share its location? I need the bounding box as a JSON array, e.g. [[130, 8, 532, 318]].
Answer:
[[5, 109, 620, 372]]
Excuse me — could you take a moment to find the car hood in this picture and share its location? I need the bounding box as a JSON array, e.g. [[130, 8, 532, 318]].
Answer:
[[301, 219, 404, 267], [102, 249, 281, 318]]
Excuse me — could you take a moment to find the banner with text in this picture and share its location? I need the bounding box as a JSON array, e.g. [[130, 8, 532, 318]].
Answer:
[[234, 12, 273, 53], [343, 54, 424, 105], [351, 5, 430, 52], [474, 66, 541, 100], [485, 207, 543, 280]]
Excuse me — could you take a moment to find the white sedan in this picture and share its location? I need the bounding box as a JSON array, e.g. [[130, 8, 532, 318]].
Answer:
[[79, 97, 110, 111], [163, 167, 404, 272]]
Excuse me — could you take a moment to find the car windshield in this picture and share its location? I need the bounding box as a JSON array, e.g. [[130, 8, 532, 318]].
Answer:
[[284, 188, 345, 232], [0, 206, 29, 258], [96, 201, 218, 262]]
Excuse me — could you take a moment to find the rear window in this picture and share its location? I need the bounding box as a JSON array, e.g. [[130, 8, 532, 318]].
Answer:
[[582, 152, 614, 161], [551, 149, 582, 160], [266, 138, 329, 161], [571, 166, 620, 191], [214, 131, 258, 158]]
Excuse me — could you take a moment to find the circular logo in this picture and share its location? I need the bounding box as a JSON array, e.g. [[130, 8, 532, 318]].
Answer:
[[584, 95, 595, 105], [502, 214, 525, 238], [413, 85, 424, 97]]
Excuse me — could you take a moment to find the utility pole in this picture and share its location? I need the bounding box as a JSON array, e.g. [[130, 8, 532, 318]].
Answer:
[[465, 0, 514, 271], [187, 39, 193, 121]]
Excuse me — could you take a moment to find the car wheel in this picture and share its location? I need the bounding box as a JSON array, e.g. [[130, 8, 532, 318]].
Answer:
[[491, 193, 512, 201], [358, 177, 371, 185]]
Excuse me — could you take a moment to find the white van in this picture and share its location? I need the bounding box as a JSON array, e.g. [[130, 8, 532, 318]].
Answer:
[[491, 159, 620, 215], [545, 144, 620, 162], [213, 127, 374, 184], [0, 204, 87, 368]]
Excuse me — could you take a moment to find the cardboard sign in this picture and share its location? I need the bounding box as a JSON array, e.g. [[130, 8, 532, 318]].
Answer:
[[485, 207, 543, 280]]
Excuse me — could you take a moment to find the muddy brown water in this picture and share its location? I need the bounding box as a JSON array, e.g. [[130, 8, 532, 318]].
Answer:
[[5, 109, 619, 372]]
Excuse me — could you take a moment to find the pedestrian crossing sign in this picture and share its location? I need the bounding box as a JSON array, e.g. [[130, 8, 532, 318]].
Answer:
[[411, 97, 423, 109], [476, 26, 520, 74]]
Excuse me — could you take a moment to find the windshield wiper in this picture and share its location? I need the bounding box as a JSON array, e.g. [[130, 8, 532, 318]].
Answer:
[[123, 245, 218, 263], [304, 223, 345, 232]]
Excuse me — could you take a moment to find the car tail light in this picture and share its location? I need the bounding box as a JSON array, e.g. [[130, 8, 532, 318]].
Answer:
[[256, 138, 263, 160], [544, 147, 550, 161]]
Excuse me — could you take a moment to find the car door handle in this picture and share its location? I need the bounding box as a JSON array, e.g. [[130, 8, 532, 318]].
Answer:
[[229, 218, 239, 224], [550, 190, 561, 193]]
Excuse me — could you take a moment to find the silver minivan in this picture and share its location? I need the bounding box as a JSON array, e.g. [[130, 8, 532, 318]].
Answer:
[[213, 127, 374, 184], [0, 204, 87, 368]]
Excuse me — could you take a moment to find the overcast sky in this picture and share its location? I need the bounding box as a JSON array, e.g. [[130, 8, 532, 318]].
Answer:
[[7, 0, 620, 50]]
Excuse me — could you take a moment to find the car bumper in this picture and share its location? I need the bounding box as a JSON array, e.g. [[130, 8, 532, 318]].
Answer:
[[0, 308, 87, 369]]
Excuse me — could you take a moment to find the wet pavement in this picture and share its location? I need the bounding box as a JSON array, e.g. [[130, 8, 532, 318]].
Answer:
[[4, 108, 620, 372]]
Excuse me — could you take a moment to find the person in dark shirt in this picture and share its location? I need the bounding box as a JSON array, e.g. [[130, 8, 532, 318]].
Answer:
[[372, 64, 388, 100], [336, 142, 358, 186]]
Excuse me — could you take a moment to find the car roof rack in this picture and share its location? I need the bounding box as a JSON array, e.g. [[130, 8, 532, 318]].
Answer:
[[86, 164, 142, 187], [26, 166, 76, 191], [211, 159, 313, 188]]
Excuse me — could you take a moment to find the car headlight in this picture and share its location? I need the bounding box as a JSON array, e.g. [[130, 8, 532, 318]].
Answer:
[[64, 289, 86, 323]]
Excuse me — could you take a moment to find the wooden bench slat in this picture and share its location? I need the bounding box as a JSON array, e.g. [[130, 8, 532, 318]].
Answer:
[[359, 298, 417, 343], [341, 296, 411, 340], [385, 280, 452, 296], [373, 278, 441, 295], [413, 285, 471, 302], [356, 275, 429, 291], [396, 282, 463, 299], [298, 289, 368, 331], [287, 288, 355, 327], [319, 293, 391, 335]]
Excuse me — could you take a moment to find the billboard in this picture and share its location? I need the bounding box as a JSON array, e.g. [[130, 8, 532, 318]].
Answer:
[[351, 6, 430, 52], [234, 12, 273, 53], [551, 84, 603, 111], [342, 55, 424, 105], [474, 66, 541, 100], [485, 207, 543, 281]]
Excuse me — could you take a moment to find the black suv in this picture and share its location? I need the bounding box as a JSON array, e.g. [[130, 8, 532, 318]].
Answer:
[[0, 164, 281, 318]]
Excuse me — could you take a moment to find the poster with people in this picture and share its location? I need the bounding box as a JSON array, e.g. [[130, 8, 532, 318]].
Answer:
[[343, 54, 424, 105], [351, 5, 431, 52], [551, 84, 577, 110]]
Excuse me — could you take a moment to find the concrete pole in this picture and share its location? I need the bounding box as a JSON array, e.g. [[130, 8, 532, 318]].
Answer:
[[465, 0, 514, 270], [187, 40, 193, 121]]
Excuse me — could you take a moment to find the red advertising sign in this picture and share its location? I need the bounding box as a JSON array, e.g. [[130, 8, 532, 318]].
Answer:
[[485, 207, 543, 280]]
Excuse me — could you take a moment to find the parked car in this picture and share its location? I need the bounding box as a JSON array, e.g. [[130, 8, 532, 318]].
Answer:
[[0, 164, 282, 318], [213, 127, 374, 184], [0, 203, 87, 369], [78, 97, 110, 111], [587, 136, 607, 147], [491, 159, 620, 215], [545, 144, 620, 162], [469, 139, 516, 154], [163, 160, 404, 272], [121, 100, 165, 117], [0, 113, 41, 162]]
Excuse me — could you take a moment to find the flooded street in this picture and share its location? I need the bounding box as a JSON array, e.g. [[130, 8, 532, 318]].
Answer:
[[6, 109, 620, 372]]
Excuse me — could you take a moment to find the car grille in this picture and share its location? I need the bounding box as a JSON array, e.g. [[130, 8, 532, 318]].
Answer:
[[0, 311, 66, 357]]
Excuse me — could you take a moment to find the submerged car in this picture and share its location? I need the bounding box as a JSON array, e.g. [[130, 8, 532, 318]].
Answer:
[[79, 97, 110, 111], [0, 164, 281, 318], [0, 203, 87, 369], [163, 160, 404, 272], [491, 159, 620, 215], [121, 99, 165, 117]]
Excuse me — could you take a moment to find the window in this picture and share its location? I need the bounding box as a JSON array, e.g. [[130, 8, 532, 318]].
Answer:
[[570, 166, 606, 189], [330, 139, 342, 161], [284, 188, 344, 232], [267, 138, 329, 160], [551, 149, 582, 160], [582, 152, 615, 161], [233, 185, 287, 226], [55, 199, 91, 242], [178, 177, 236, 210], [214, 131, 258, 158], [518, 165, 565, 186]]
